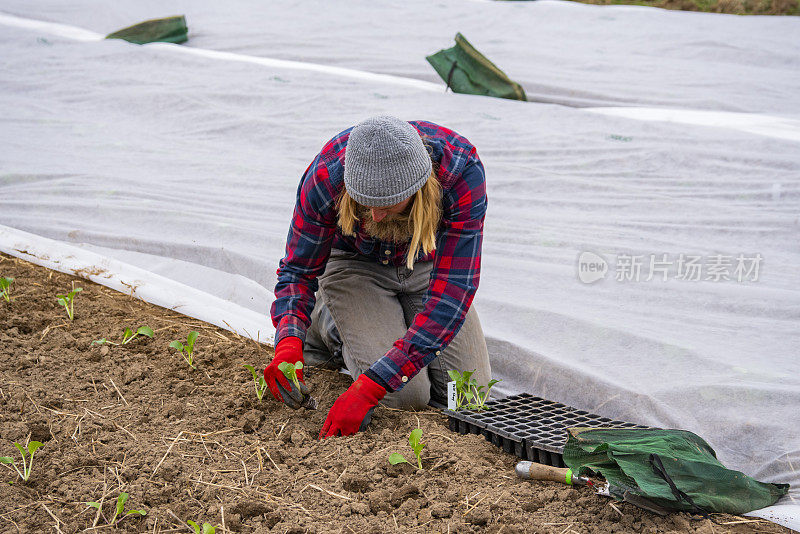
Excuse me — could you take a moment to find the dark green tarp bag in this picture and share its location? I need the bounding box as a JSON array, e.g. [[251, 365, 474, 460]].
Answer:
[[426, 33, 526, 101], [563, 428, 789, 515], [106, 16, 188, 45]]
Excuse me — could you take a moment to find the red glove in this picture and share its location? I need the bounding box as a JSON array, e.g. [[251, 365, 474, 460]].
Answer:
[[264, 337, 309, 409], [319, 374, 386, 439]]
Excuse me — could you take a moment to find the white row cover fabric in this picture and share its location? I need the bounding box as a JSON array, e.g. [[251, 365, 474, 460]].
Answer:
[[2, 10, 798, 143], [2, 0, 800, 114], [0, 226, 273, 344], [0, 1, 798, 527]]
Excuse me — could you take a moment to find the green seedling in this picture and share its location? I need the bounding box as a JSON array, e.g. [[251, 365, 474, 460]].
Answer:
[[274, 361, 319, 409], [187, 520, 216, 534], [0, 277, 14, 303], [56, 287, 82, 320], [388, 428, 425, 470], [447, 370, 501, 411], [448, 369, 474, 409], [169, 331, 199, 368], [243, 364, 268, 400], [277, 361, 304, 390], [275, 361, 319, 409], [86, 492, 146, 525], [470, 378, 501, 410], [0, 441, 43, 482], [92, 326, 154, 347]]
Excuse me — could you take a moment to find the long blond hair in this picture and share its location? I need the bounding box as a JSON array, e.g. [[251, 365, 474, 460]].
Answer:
[[338, 170, 442, 269]]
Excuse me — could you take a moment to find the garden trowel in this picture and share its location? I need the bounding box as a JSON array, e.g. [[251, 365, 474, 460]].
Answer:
[[515, 461, 592, 486], [514, 461, 670, 515]]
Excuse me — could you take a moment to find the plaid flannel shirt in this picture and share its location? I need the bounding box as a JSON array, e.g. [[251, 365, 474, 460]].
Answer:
[[271, 120, 486, 392]]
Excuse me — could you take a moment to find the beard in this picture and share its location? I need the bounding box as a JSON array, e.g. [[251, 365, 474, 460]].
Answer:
[[356, 204, 413, 243]]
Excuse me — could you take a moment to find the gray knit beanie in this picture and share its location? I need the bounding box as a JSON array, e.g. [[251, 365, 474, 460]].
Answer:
[[344, 115, 432, 207]]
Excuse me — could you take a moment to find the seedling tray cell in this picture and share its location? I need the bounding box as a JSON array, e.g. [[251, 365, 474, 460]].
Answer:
[[445, 393, 649, 466]]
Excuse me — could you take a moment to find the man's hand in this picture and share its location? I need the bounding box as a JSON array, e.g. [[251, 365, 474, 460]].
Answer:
[[264, 337, 310, 409], [319, 374, 386, 439]]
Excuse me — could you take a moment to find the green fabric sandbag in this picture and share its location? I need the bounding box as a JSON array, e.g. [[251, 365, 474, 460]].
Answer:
[[106, 16, 188, 45], [426, 33, 526, 101], [563, 428, 789, 515]]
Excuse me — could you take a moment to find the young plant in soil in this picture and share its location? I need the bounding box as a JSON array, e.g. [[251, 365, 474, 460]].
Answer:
[[187, 520, 216, 534], [0, 441, 43, 482], [448, 369, 501, 411], [92, 326, 154, 347], [388, 428, 425, 469], [0, 276, 14, 303], [243, 364, 268, 400], [56, 286, 82, 320], [169, 331, 199, 369], [86, 492, 146, 526]]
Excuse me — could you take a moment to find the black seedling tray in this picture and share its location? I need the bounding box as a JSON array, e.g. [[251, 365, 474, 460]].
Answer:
[[445, 393, 649, 467]]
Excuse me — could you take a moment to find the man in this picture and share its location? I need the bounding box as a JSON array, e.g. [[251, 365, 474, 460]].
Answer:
[[264, 115, 491, 439]]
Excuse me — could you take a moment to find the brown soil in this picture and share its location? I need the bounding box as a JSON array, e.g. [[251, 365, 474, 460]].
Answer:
[[0, 252, 791, 533], [570, 0, 799, 15]]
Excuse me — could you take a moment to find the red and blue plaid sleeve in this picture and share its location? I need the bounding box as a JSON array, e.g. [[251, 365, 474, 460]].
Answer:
[[365, 154, 487, 392], [270, 153, 339, 344]]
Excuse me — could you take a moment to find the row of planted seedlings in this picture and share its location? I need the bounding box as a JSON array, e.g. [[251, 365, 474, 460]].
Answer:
[[1, 274, 503, 530], [0, 276, 225, 530], [4, 274, 302, 392], [0, 274, 317, 530]]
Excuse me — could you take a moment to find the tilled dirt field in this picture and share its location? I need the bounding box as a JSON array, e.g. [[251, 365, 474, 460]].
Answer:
[[572, 0, 799, 15], [0, 252, 791, 533]]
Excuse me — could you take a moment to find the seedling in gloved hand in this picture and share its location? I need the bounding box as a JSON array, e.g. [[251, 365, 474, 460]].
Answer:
[[86, 492, 146, 525], [0, 277, 14, 303], [169, 331, 199, 368], [388, 428, 425, 469], [278, 361, 304, 390], [243, 364, 268, 400], [56, 287, 82, 320], [92, 326, 154, 347], [187, 520, 216, 534], [0, 441, 43, 482], [276, 361, 318, 410]]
